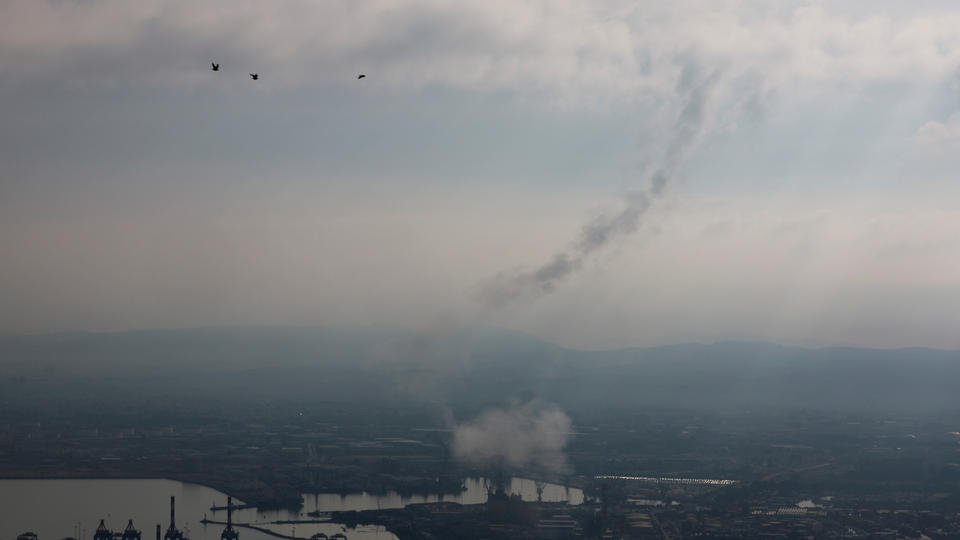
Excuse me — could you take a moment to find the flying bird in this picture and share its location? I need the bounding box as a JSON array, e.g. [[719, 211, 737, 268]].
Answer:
[[357, 74, 366, 79], [250, 73, 259, 80], [211, 62, 219, 71]]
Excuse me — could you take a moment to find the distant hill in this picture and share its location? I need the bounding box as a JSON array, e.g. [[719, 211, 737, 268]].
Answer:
[[1, 326, 959, 414]]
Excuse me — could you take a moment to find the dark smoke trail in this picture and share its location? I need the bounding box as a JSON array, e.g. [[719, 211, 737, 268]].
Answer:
[[479, 64, 722, 308]]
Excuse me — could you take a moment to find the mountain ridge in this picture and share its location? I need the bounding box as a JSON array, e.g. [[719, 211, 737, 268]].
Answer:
[[2, 326, 959, 414]]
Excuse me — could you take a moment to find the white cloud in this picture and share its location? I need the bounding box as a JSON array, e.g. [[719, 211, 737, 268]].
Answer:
[[915, 112, 960, 155]]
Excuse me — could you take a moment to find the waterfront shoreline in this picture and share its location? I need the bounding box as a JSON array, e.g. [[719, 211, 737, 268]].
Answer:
[[0, 472, 266, 510]]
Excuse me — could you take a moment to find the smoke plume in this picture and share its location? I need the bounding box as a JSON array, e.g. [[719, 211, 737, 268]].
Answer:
[[479, 63, 723, 307], [452, 401, 572, 474]]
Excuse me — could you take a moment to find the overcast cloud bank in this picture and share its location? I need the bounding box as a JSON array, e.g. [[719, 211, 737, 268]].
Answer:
[[4, 1, 960, 99], [3, 1, 960, 348]]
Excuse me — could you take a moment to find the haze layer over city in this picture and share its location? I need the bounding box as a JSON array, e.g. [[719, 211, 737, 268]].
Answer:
[[4, 2, 960, 540]]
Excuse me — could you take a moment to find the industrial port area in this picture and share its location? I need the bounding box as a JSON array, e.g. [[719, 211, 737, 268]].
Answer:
[[7, 331, 960, 538], [9, 390, 960, 538]]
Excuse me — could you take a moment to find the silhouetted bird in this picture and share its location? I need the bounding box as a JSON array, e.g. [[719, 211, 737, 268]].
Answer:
[[357, 74, 366, 79], [250, 73, 259, 80], [211, 62, 219, 71]]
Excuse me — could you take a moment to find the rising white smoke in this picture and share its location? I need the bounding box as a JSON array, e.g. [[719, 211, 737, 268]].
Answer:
[[452, 401, 573, 474]]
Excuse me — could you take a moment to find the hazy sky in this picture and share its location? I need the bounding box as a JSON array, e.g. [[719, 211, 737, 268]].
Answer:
[[4, 1, 960, 349]]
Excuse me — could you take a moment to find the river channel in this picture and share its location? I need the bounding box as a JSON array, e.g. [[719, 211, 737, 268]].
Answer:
[[0, 478, 583, 540]]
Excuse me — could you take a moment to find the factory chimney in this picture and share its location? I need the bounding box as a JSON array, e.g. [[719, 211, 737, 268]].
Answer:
[[156, 525, 160, 540], [170, 496, 175, 528]]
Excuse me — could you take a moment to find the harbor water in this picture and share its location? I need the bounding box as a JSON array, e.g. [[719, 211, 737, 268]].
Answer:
[[0, 477, 582, 540]]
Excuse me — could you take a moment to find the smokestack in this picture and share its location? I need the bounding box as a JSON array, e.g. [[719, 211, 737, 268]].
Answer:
[[227, 496, 232, 526], [155, 525, 160, 540], [170, 496, 175, 528]]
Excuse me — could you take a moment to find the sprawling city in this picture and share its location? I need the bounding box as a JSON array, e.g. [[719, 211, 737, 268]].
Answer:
[[5, 329, 960, 538]]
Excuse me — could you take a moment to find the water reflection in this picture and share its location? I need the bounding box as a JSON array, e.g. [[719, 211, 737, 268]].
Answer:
[[296, 477, 583, 514]]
